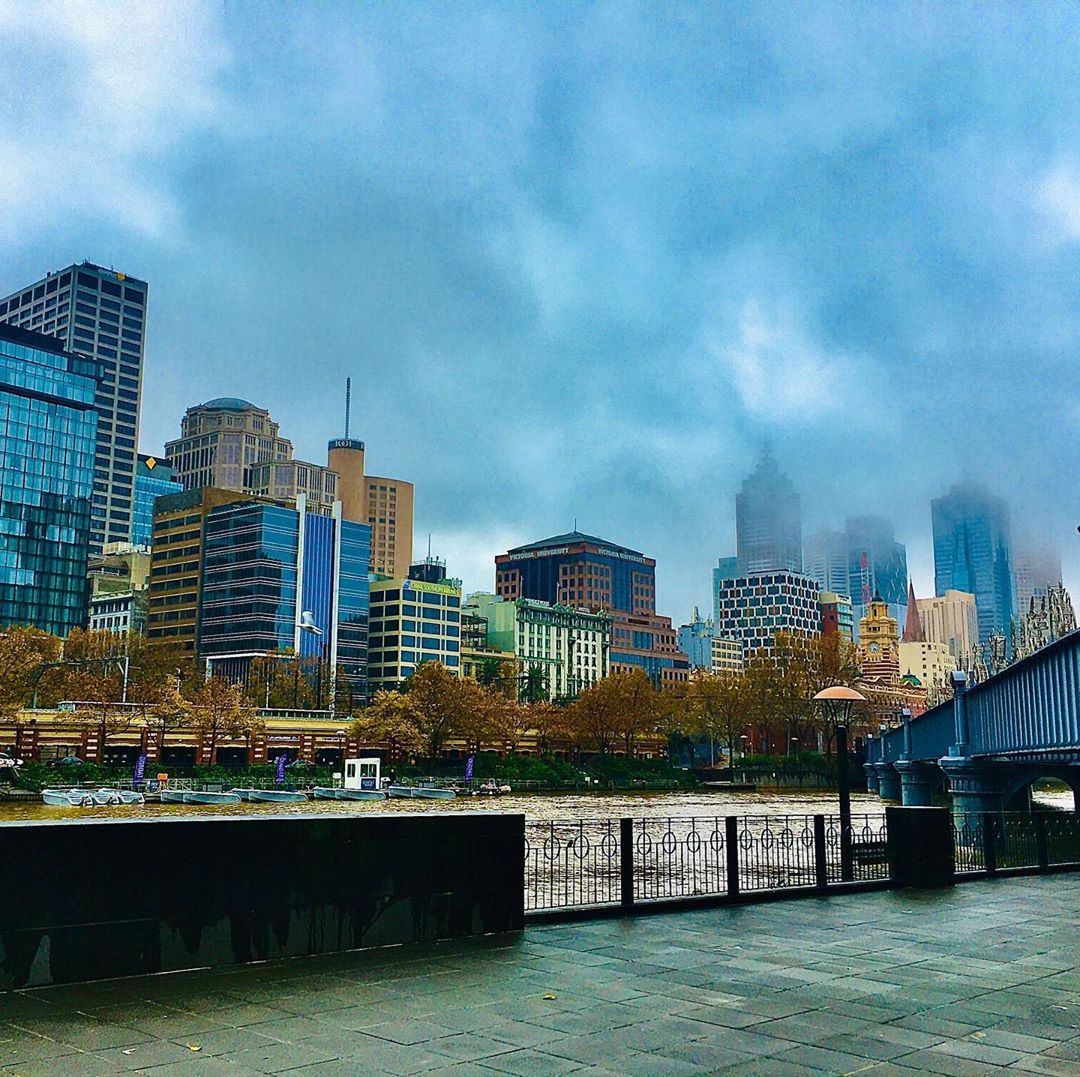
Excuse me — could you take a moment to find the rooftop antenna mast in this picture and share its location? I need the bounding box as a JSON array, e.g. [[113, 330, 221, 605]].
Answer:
[[344, 377, 351, 438]]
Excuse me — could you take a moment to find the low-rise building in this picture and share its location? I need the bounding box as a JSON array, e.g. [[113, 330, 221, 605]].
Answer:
[[711, 636, 744, 673], [466, 592, 611, 701], [87, 543, 152, 634]]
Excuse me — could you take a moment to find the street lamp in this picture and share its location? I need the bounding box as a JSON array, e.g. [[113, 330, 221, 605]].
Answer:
[[813, 686, 868, 883]]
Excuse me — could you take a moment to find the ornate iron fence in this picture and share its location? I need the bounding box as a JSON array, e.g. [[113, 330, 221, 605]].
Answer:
[[525, 812, 889, 912], [953, 811, 1080, 875]]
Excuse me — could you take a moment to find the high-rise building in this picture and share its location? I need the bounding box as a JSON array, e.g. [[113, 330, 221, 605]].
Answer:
[[198, 497, 371, 705], [819, 592, 854, 641], [466, 592, 611, 700], [916, 589, 979, 664], [367, 563, 462, 693], [166, 398, 297, 493], [713, 572, 821, 656], [1012, 539, 1063, 618], [1, 262, 148, 552], [328, 438, 415, 579], [167, 400, 414, 577], [145, 487, 260, 654], [711, 555, 738, 624], [678, 608, 716, 670], [131, 454, 182, 547], [494, 531, 688, 687], [845, 516, 908, 636], [735, 450, 802, 577], [0, 324, 99, 635], [805, 530, 849, 595], [931, 482, 1014, 644]]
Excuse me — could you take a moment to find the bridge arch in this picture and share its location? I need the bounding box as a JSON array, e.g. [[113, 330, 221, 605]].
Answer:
[[1001, 769, 1079, 812]]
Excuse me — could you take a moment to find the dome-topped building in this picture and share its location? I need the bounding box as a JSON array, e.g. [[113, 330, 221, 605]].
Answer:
[[166, 398, 292, 493]]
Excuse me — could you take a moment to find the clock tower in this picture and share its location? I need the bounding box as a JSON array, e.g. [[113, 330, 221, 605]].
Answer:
[[857, 593, 900, 683]]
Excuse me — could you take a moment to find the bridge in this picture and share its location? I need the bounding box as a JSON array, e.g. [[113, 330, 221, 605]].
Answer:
[[866, 628, 1080, 813]]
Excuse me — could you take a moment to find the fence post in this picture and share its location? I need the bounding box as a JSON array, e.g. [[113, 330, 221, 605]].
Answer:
[[1035, 813, 1049, 871], [726, 816, 740, 897], [813, 814, 827, 890], [981, 812, 998, 877], [620, 817, 634, 908]]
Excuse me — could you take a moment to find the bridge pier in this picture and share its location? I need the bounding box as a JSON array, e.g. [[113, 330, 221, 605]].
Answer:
[[864, 762, 880, 795], [894, 759, 939, 806], [875, 762, 901, 802], [939, 757, 1007, 817]]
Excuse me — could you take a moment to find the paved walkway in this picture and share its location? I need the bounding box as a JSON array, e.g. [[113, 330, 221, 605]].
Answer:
[[2, 875, 1079, 1075]]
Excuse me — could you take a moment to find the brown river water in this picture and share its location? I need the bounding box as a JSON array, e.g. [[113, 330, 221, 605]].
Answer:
[[0, 786, 1071, 825]]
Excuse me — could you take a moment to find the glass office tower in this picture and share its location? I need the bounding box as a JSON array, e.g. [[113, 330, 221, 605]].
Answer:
[[131, 454, 182, 547], [0, 324, 99, 634], [0, 262, 148, 552], [932, 482, 1014, 645], [198, 498, 371, 703], [735, 449, 803, 577]]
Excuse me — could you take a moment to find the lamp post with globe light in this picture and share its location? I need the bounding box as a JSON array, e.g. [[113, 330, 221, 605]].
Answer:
[[813, 685, 867, 882]]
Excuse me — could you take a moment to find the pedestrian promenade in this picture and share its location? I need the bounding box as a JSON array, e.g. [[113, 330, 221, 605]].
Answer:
[[2, 875, 1079, 1075]]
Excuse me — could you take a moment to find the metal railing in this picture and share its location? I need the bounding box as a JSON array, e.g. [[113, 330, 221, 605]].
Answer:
[[525, 813, 889, 912], [953, 811, 1080, 875]]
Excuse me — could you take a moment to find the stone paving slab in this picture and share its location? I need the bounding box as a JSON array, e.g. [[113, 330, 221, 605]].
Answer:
[[1, 874, 1079, 1075]]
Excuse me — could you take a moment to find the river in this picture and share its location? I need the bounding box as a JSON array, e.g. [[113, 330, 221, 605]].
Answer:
[[0, 784, 1072, 824]]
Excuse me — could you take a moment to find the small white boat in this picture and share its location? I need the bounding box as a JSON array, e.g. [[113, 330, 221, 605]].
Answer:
[[387, 784, 417, 799], [94, 788, 145, 805], [413, 786, 457, 800], [41, 788, 95, 807], [313, 786, 385, 801], [249, 788, 308, 803], [160, 789, 242, 805]]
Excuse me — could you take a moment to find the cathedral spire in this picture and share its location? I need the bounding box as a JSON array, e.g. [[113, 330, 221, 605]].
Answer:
[[902, 580, 924, 642]]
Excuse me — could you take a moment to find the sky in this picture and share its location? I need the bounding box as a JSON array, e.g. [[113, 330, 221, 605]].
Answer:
[[4, 1, 1080, 620]]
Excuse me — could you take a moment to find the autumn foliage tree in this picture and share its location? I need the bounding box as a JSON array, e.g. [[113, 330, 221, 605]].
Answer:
[[190, 677, 261, 764], [566, 669, 665, 756]]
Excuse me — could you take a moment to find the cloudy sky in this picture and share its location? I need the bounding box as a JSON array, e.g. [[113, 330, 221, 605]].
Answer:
[[4, 1, 1080, 618]]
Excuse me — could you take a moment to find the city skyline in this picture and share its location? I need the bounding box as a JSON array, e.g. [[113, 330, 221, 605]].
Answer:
[[5, 4, 1080, 619]]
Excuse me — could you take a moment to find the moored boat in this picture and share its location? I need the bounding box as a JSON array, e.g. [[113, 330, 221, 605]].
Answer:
[[159, 789, 242, 805], [413, 786, 457, 800], [94, 788, 145, 805], [159, 789, 188, 803], [387, 784, 417, 799], [41, 788, 95, 807], [313, 786, 385, 801], [249, 788, 308, 803]]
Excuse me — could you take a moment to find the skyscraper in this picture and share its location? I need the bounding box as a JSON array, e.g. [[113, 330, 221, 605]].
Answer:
[[1012, 539, 1063, 617], [0, 324, 99, 634], [494, 531, 688, 687], [845, 515, 909, 635], [804, 530, 849, 594], [131, 454, 182, 547], [931, 482, 1014, 644], [735, 450, 802, 577], [711, 555, 738, 625], [1, 262, 148, 552]]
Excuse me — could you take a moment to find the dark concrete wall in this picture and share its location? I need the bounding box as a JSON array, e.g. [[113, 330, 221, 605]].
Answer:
[[886, 806, 954, 888], [0, 812, 524, 989]]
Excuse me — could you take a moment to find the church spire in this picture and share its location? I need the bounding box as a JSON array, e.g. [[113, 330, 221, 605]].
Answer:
[[902, 580, 924, 642]]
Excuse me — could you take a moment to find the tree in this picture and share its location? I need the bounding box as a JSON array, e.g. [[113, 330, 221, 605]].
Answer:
[[148, 686, 194, 758], [0, 626, 61, 757], [519, 663, 549, 704], [350, 691, 424, 759], [568, 670, 664, 756], [402, 662, 478, 758], [67, 667, 132, 756], [190, 678, 260, 764], [524, 700, 565, 755], [474, 655, 518, 699], [684, 668, 753, 766]]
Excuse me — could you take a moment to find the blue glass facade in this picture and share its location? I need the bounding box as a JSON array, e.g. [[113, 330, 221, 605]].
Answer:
[[932, 482, 1014, 645], [130, 455, 181, 547], [198, 501, 370, 701], [845, 516, 908, 638], [0, 325, 99, 635]]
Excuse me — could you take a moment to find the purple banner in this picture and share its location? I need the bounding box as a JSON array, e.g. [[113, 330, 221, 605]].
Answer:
[[133, 753, 147, 786], [464, 754, 475, 783], [275, 754, 287, 785]]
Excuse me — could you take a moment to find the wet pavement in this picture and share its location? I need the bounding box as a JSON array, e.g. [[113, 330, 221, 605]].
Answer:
[[2, 874, 1079, 1075]]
